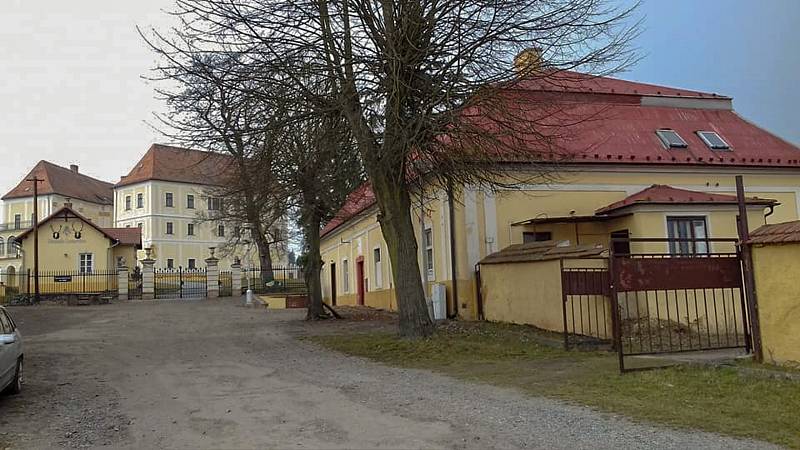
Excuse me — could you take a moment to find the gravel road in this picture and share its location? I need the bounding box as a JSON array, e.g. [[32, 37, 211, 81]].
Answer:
[[0, 299, 777, 449]]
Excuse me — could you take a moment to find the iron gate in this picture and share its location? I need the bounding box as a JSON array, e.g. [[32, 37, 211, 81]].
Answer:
[[154, 267, 207, 299], [609, 237, 750, 372], [128, 269, 142, 300]]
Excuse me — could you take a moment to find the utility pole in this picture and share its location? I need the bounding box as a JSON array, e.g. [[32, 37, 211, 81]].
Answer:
[[735, 175, 763, 362], [26, 176, 43, 303]]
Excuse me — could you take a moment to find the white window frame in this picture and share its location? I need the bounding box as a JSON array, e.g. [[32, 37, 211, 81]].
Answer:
[[188, 258, 196, 270], [342, 259, 350, 293], [187, 223, 195, 236], [125, 195, 131, 211], [79, 253, 94, 274], [218, 224, 225, 237], [423, 227, 434, 280], [656, 129, 688, 149], [136, 193, 144, 209], [666, 215, 710, 256], [187, 194, 195, 209], [167, 258, 174, 269], [166, 222, 174, 235], [165, 192, 174, 207], [373, 246, 383, 289]]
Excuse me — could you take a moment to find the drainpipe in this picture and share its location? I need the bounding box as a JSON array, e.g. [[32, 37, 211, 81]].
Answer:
[[763, 204, 775, 225], [447, 179, 458, 318]]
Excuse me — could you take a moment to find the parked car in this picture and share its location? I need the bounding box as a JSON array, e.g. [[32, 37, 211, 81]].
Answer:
[[0, 306, 23, 395]]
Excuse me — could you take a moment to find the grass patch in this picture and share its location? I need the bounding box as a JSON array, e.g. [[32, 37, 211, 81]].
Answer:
[[309, 322, 800, 448]]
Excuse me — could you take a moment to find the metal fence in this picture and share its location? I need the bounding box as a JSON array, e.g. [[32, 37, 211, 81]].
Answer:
[[154, 267, 207, 299], [241, 265, 305, 294], [12, 269, 118, 297], [219, 270, 233, 297], [560, 262, 613, 349]]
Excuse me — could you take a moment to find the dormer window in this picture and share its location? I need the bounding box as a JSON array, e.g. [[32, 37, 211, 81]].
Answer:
[[656, 129, 688, 148], [696, 131, 730, 150]]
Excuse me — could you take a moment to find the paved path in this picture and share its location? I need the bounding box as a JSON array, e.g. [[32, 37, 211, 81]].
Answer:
[[0, 299, 776, 449]]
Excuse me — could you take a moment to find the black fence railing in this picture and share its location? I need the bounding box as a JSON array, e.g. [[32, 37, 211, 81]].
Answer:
[[15, 269, 119, 297], [219, 270, 233, 297], [241, 265, 305, 294]]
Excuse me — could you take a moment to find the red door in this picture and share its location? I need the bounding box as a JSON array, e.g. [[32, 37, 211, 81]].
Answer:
[[356, 257, 365, 306]]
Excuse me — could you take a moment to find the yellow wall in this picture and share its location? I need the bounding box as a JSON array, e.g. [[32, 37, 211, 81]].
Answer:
[[752, 243, 800, 365], [20, 217, 117, 272], [320, 167, 800, 322]]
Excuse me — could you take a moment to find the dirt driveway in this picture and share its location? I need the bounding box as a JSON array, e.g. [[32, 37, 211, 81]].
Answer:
[[0, 299, 773, 449]]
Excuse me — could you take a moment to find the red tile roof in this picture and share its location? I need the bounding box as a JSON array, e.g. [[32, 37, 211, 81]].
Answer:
[[596, 185, 776, 215], [323, 73, 800, 236], [102, 227, 142, 247], [2, 161, 113, 204], [747, 220, 800, 245], [512, 71, 727, 99], [116, 144, 236, 188], [320, 183, 376, 238], [16, 206, 140, 247]]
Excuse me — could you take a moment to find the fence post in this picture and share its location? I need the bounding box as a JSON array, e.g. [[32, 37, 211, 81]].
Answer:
[[231, 258, 242, 296], [205, 248, 219, 299], [118, 265, 129, 301], [141, 257, 155, 300]]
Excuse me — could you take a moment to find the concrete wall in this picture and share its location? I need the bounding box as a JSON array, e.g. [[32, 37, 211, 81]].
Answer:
[[752, 243, 800, 365]]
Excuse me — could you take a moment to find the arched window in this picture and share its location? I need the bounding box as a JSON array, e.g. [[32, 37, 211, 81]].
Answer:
[[7, 236, 16, 256]]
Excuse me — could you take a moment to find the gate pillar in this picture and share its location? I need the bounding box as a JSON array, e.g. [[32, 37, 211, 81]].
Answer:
[[141, 257, 156, 300], [231, 257, 242, 296], [118, 265, 129, 301], [206, 250, 219, 299]]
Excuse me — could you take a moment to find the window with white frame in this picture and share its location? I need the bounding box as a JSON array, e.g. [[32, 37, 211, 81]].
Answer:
[[373, 247, 383, 289], [167, 258, 174, 269], [423, 228, 434, 279], [187, 194, 195, 209], [217, 224, 225, 237], [136, 193, 144, 208], [342, 259, 350, 293], [79, 253, 94, 274], [166, 222, 174, 235], [188, 258, 196, 269], [207, 197, 221, 211], [667, 216, 709, 255], [165, 192, 174, 207], [125, 195, 131, 211], [187, 223, 195, 236], [13, 214, 21, 229], [0, 237, 4, 256]]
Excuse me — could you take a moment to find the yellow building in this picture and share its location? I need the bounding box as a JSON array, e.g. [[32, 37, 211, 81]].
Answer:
[[320, 73, 800, 320], [13, 206, 140, 294], [114, 144, 283, 270], [748, 221, 800, 366], [0, 161, 114, 282]]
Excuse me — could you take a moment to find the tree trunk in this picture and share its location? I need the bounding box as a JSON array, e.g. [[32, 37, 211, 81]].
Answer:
[[254, 232, 275, 285], [303, 211, 326, 320], [372, 177, 434, 338]]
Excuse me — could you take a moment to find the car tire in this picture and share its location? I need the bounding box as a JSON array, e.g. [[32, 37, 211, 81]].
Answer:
[[4, 358, 22, 395]]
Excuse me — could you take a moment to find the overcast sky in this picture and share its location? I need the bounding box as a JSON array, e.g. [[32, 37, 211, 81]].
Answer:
[[1, 0, 799, 197]]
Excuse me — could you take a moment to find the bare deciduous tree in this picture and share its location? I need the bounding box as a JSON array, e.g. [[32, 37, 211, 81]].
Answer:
[[150, 0, 639, 336]]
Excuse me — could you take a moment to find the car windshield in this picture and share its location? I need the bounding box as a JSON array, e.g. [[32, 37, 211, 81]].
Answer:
[[0, 310, 11, 334]]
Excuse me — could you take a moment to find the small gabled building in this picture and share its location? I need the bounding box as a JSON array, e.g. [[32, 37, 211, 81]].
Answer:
[[319, 72, 800, 319], [0, 161, 114, 279], [15, 205, 141, 273]]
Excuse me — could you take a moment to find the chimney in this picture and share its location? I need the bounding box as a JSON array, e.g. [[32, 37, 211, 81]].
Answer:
[[513, 47, 543, 76], [70, 164, 79, 173]]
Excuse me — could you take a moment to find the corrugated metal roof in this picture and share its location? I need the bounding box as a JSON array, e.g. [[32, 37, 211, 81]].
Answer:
[[479, 241, 606, 265], [748, 220, 800, 244]]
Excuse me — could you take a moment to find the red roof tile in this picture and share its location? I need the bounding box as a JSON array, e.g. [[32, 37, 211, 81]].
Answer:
[[747, 220, 800, 244], [320, 183, 376, 238], [102, 227, 142, 247], [116, 144, 236, 188], [2, 161, 113, 204], [596, 185, 776, 215], [16, 206, 140, 247]]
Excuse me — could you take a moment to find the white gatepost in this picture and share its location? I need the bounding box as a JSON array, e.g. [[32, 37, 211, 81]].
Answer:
[[141, 251, 156, 300], [231, 257, 242, 296], [206, 247, 219, 299], [118, 265, 129, 301]]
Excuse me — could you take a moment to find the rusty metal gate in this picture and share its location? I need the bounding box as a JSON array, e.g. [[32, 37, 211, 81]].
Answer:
[[609, 237, 750, 372]]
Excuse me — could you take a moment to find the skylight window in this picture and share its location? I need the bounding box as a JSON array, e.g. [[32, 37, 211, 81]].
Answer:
[[697, 131, 730, 150], [656, 129, 688, 149]]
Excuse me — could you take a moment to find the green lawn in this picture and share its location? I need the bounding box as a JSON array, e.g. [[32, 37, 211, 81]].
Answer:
[[308, 322, 800, 448]]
